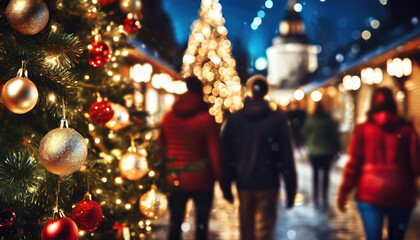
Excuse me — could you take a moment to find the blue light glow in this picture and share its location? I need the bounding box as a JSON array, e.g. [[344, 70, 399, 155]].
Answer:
[[253, 17, 262, 26], [294, 3, 302, 12], [255, 57, 268, 70], [258, 10, 265, 18], [251, 23, 258, 30], [265, 0, 273, 9]]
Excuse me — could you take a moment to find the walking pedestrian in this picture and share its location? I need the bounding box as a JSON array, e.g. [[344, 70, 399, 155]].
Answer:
[[220, 75, 297, 240], [337, 87, 420, 240], [302, 102, 340, 210], [286, 101, 307, 150], [159, 76, 221, 240]]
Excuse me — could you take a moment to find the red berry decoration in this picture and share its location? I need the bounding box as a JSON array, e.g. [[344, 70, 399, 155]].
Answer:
[[71, 193, 103, 232], [0, 208, 16, 228], [88, 41, 111, 67], [42, 217, 78, 240], [123, 14, 141, 33], [89, 99, 114, 125], [98, 0, 114, 6]]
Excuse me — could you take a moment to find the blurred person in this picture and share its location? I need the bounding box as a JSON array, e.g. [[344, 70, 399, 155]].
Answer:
[[286, 101, 307, 149], [158, 76, 221, 240], [302, 102, 340, 209], [220, 75, 297, 240], [337, 87, 420, 240]]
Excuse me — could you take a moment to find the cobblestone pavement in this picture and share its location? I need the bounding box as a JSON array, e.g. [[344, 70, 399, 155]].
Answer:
[[151, 150, 420, 240]]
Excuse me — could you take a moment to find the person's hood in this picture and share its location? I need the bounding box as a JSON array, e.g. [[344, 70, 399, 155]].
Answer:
[[172, 92, 209, 118], [242, 97, 270, 120], [371, 111, 405, 131]]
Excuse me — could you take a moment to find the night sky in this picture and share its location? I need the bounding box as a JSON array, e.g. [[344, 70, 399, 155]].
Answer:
[[161, 0, 420, 81]]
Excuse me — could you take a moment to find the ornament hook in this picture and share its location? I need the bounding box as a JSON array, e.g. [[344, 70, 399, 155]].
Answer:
[[129, 135, 137, 153], [17, 61, 29, 78], [60, 100, 69, 128]]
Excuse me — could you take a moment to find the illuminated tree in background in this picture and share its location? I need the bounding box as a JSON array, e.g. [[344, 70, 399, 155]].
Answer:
[[181, 0, 243, 123]]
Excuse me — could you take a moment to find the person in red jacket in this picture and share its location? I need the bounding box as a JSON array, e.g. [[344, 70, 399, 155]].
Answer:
[[159, 76, 220, 240], [337, 87, 420, 240]]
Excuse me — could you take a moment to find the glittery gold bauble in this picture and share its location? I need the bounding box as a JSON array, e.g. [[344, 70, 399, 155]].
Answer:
[[39, 128, 88, 176], [139, 188, 168, 218], [1, 76, 38, 114], [5, 0, 49, 35], [119, 152, 148, 181], [120, 0, 142, 14], [105, 103, 131, 131]]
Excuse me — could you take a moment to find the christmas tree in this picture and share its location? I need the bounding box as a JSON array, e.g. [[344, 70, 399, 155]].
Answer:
[[181, 0, 243, 123], [0, 0, 173, 239]]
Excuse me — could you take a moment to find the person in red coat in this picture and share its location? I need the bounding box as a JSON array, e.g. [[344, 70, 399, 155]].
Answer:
[[337, 87, 420, 240], [159, 76, 220, 240]]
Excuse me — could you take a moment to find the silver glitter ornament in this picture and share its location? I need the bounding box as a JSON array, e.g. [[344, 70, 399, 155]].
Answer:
[[39, 127, 88, 176], [5, 0, 49, 35], [120, 0, 142, 14], [139, 186, 168, 218]]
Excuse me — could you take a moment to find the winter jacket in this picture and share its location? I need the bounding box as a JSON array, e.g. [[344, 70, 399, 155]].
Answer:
[[159, 92, 221, 191], [302, 114, 340, 156], [220, 97, 297, 204], [338, 111, 420, 207]]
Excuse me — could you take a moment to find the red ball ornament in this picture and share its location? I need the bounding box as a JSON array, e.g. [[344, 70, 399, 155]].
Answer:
[[98, 0, 114, 6], [0, 208, 16, 228], [89, 99, 114, 125], [123, 15, 141, 33], [88, 41, 111, 67], [71, 193, 103, 232], [42, 217, 78, 240]]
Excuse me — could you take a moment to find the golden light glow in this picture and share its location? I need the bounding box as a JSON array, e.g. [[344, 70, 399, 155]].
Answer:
[[310, 90, 323, 102], [343, 75, 361, 91], [387, 58, 412, 78], [293, 89, 305, 100]]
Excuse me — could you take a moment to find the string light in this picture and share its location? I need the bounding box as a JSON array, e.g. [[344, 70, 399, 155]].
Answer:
[[115, 177, 123, 184], [48, 93, 56, 102], [116, 199, 122, 204]]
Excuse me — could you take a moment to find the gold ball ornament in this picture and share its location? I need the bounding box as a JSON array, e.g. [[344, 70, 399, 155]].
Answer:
[[119, 151, 148, 181], [105, 103, 131, 131], [39, 127, 88, 176], [5, 0, 49, 35], [120, 0, 142, 14], [1, 76, 38, 114], [139, 187, 168, 218]]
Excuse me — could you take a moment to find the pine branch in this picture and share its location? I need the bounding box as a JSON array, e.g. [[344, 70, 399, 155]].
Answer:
[[38, 30, 85, 68], [0, 152, 43, 206]]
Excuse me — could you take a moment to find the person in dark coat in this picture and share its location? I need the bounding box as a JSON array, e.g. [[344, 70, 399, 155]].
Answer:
[[302, 102, 340, 209], [220, 75, 297, 240], [286, 101, 307, 149], [159, 76, 221, 240], [337, 87, 420, 240]]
